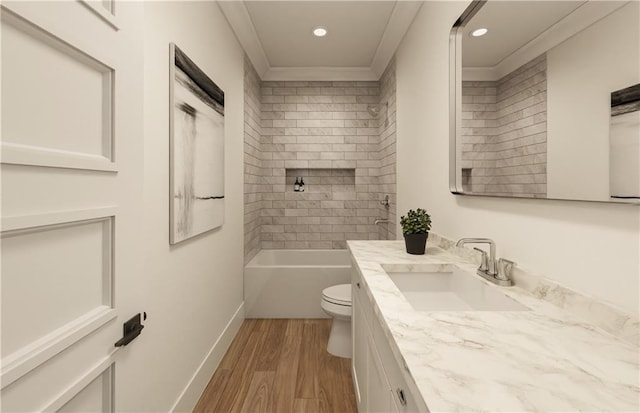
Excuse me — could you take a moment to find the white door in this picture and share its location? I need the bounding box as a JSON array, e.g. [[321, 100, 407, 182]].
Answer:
[[1, 1, 145, 411]]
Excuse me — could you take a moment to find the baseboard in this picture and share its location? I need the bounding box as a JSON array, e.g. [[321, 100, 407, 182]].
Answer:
[[170, 302, 245, 412]]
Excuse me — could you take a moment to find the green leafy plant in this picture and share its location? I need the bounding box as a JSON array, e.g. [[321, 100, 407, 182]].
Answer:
[[400, 208, 432, 235]]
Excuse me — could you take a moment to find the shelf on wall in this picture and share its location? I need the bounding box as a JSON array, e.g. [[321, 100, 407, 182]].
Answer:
[[285, 168, 355, 193]]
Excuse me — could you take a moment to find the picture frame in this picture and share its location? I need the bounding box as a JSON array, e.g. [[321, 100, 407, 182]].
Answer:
[[169, 43, 225, 244]]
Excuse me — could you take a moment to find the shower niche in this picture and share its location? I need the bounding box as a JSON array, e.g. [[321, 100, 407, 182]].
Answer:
[[285, 168, 355, 193], [258, 167, 381, 250]]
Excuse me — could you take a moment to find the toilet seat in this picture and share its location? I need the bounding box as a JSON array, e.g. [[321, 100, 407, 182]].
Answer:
[[322, 284, 352, 307]]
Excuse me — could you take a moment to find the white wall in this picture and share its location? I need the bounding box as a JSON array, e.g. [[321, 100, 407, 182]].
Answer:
[[396, 1, 640, 316], [547, 2, 640, 200], [141, 2, 245, 411]]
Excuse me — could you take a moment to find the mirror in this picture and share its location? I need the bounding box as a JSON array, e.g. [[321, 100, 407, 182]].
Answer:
[[450, 0, 640, 203]]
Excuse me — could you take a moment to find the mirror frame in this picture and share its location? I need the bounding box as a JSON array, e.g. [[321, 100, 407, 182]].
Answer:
[[448, 0, 639, 205], [449, 0, 485, 196]]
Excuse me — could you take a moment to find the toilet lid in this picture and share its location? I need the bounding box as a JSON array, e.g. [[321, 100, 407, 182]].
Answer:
[[322, 284, 352, 306]]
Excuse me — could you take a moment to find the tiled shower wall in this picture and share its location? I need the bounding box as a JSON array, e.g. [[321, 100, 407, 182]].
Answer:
[[461, 53, 547, 197], [378, 58, 397, 241], [244, 56, 262, 263], [260, 80, 383, 250], [243, 60, 397, 256]]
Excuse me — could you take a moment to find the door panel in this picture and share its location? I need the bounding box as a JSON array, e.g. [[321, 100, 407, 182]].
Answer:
[[1, 0, 144, 410], [57, 366, 113, 413], [2, 217, 113, 357], [1, 11, 113, 161], [1, 326, 117, 412]]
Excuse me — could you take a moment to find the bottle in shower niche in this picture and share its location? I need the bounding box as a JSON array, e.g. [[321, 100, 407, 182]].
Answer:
[[300, 177, 305, 192], [294, 177, 300, 192]]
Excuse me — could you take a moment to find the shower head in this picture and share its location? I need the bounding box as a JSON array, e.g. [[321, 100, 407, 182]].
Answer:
[[367, 105, 380, 117]]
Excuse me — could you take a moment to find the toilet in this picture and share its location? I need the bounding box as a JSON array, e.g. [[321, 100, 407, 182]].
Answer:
[[321, 284, 352, 358]]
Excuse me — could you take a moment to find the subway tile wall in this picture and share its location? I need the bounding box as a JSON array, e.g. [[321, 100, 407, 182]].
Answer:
[[260, 80, 383, 249], [244, 56, 262, 263], [378, 58, 397, 240], [243, 59, 397, 256], [461, 53, 547, 197]]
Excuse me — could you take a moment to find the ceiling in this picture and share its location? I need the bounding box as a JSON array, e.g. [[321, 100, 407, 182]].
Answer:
[[462, 1, 586, 68], [219, 1, 422, 80], [245, 1, 395, 67]]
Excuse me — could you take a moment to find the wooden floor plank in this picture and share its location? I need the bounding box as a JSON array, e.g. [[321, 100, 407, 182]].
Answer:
[[316, 321, 346, 413], [214, 330, 267, 413], [317, 358, 340, 412], [294, 321, 321, 398], [240, 371, 275, 413], [255, 319, 288, 371], [253, 318, 270, 332], [292, 398, 320, 413], [194, 319, 258, 412], [339, 358, 358, 413], [194, 319, 356, 413], [285, 318, 304, 336], [193, 369, 231, 413], [218, 319, 257, 370], [269, 326, 302, 413]]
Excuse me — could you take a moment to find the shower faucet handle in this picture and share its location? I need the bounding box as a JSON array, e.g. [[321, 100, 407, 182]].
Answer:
[[380, 195, 390, 209]]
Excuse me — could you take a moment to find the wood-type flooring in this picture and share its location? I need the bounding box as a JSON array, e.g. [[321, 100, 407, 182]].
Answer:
[[193, 319, 357, 413]]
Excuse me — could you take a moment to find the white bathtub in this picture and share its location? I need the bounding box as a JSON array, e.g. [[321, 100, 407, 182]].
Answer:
[[244, 249, 351, 318]]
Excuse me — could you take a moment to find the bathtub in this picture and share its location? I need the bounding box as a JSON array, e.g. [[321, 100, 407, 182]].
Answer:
[[244, 249, 351, 318]]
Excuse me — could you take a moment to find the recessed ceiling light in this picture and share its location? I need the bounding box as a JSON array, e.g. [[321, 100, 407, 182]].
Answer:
[[471, 28, 488, 37], [313, 27, 327, 37]]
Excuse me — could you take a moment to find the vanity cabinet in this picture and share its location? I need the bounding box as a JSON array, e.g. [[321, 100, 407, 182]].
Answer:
[[353, 291, 395, 412], [351, 266, 428, 413]]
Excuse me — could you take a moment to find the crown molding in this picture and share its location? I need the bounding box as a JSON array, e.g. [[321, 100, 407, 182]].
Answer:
[[370, 1, 422, 77], [217, 1, 270, 77], [462, 1, 627, 82], [495, 0, 625, 79], [220, 0, 419, 81], [262, 66, 378, 81]]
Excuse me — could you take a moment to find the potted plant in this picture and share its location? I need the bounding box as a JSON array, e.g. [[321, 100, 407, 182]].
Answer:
[[400, 208, 432, 255]]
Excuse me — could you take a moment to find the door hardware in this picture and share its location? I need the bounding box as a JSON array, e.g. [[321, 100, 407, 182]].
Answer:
[[114, 313, 145, 347]]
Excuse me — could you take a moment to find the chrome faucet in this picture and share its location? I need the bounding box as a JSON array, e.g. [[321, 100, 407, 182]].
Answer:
[[455, 238, 515, 286], [457, 238, 497, 275]]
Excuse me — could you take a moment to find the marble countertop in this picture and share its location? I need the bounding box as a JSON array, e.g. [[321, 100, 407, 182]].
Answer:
[[347, 239, 639, 412]]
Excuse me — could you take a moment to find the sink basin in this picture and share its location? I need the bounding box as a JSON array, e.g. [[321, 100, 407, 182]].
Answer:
[[385, 269, 528, 311]]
